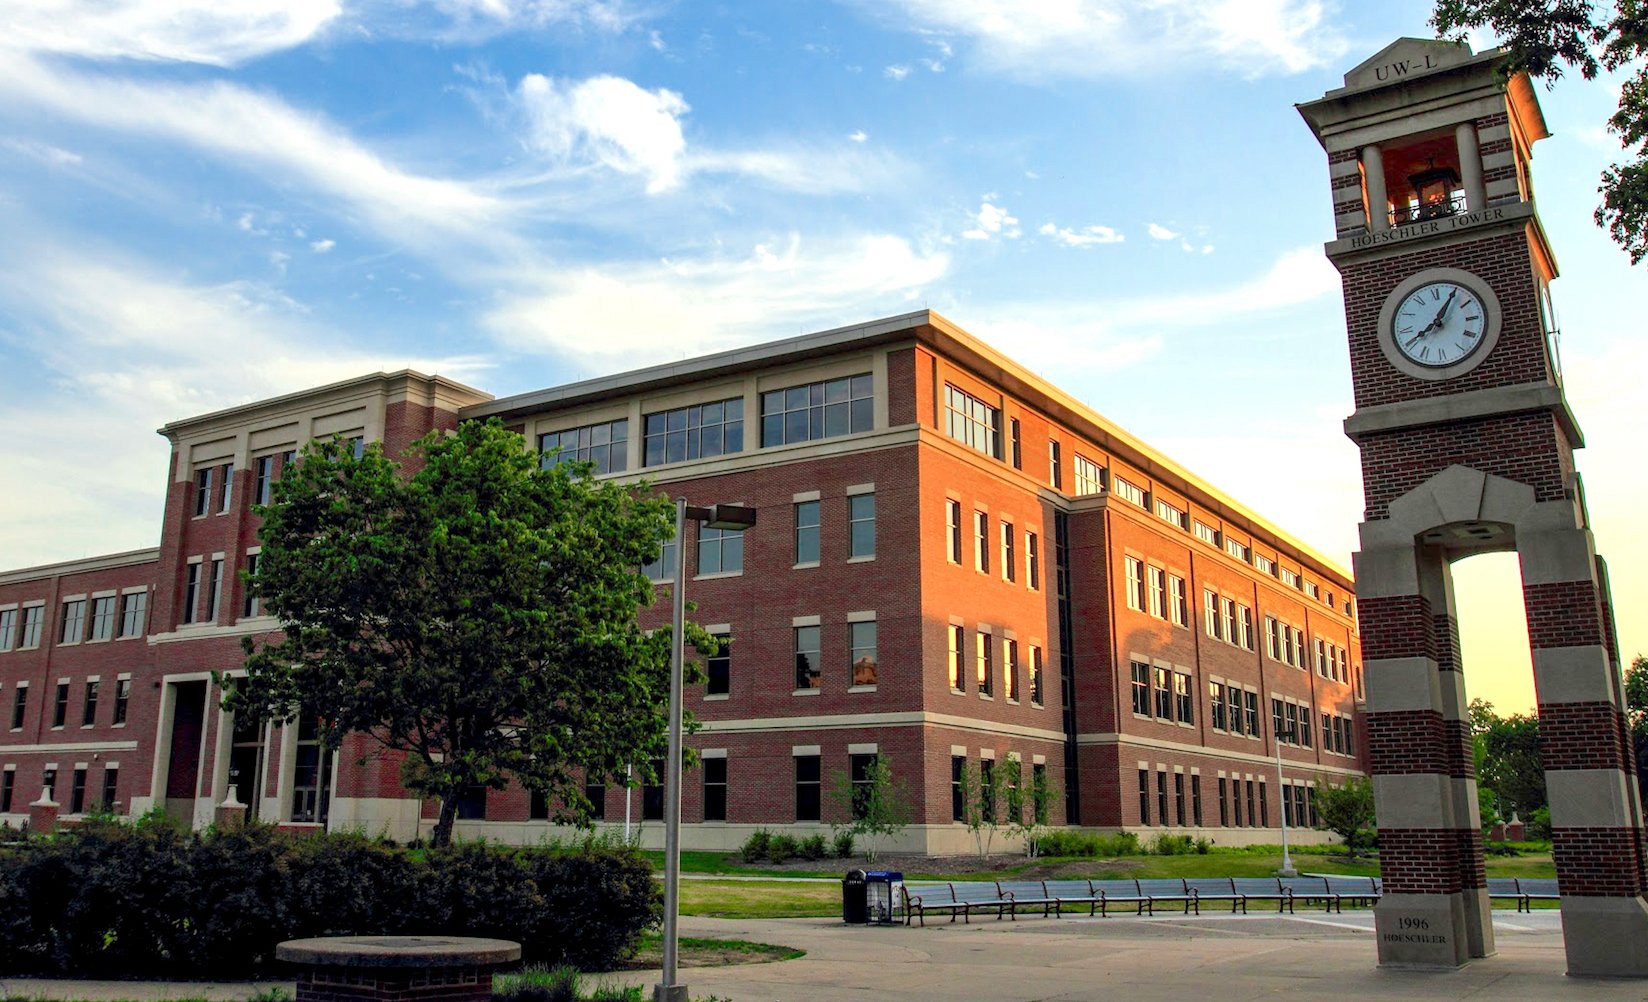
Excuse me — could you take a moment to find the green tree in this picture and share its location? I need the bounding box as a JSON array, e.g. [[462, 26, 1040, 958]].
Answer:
[[1007, 762, 1059, 858], [1626, 653, 1648, 800], [828, 755, 912, 864], [1432, 0, 1648, 262], [1470, 698, 1547, 818], [1313, 775, 1377, 854], [227, 419, 712, 847]]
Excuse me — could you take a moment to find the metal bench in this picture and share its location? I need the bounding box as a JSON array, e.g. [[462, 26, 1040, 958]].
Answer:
[[1232, 877, 1294, 913], [1137, 878, 1199, 914], [996, 880, 1062, 918], [1185, 877, 1251, 913], [1517, 877, 1560, 910], [1093, 878, 1154, 915], [1283, 876, 1345, 912], [1044, 879, 1108, 917], [1322, 875, 1380, 908], [901, 881, 1012, 926], [1486, 876, 1523, 909]]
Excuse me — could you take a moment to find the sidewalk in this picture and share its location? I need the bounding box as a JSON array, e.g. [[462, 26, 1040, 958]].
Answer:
[[4, 910, 1631, 1002]]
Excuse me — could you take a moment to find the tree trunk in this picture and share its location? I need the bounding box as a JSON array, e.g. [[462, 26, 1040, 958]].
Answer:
[[432, 794, 460, 848]]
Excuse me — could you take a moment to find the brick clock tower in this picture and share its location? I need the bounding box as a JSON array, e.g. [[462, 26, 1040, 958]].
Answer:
[[1301, 39, 1648, 975]]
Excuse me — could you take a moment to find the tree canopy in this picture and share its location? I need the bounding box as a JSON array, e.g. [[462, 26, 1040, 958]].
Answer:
[[1470, 697, 1547, 818], [227, 418, 711, 846], [1313, 775, 1377, 854], [1432, 0, 1648, 262]]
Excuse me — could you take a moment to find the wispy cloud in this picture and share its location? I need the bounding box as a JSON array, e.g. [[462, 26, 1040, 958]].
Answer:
[[963, 200, 1019, 240], [884, 64, 912, 80], [4, 0, 342, 66], [1039, 221, 1123, 247]]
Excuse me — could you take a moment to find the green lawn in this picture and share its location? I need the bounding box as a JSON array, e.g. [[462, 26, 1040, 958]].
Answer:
[[679, 879, 841, 918]]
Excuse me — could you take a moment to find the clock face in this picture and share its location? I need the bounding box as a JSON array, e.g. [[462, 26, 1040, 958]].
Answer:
[[1390, 280, 1489, 367]]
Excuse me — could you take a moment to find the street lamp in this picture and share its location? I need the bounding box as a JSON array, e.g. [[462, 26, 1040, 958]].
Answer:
[[656, 499, 755, 1002], [1275, 715, 1297, 878]]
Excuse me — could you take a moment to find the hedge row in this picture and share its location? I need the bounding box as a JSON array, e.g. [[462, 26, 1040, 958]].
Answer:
[[0, 817, 660, 977]]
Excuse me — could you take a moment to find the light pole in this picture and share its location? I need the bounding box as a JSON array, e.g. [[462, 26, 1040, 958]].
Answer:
[[656, 499, 755, 1002], [1275, 715, 1297, 878]]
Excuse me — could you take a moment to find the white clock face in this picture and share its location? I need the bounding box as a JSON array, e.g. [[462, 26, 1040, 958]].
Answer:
[[1390, 280, 1489, 367]]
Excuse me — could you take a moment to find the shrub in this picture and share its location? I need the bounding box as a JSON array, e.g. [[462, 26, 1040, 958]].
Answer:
[[832, 831, 855, 858], [799, 834, 829, 861], [1033, 830, 1140, 858], [765, 834, 799, 863], [1527, 806, 1552, 840], [739, 829, 772, 863], [1194, 837, 1212, 854], [522, 843, 661, 971], [1146, 833, 1196, 856], [495, 964, 582, 1002]]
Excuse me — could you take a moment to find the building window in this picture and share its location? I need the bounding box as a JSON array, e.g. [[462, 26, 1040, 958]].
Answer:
[[1221, 597, 1237, 643], [291, 717, 333, 824], [850, 753, 879, 820], [70, 768, 87, 814], [944, 384, 1000, 458], [951, 756, 966, 821], [0, 609, 13, 651], [452, 784, 487, 821], [1156, 499, 1187, 529], [850, 621, 878, 686], [697, 525, 744, 575], [1210, 682, 1227, 731], [642, 760, 664, 821], [1004, 639, 1019, 701], [795, 755, 822, 822], [1265, 616, 1279, 660], [1238, 605, 1254, 650], [976, 632, 993, 696], [1168, 575, 1187, 626], [19, 606, 42, 648], [244, 553, 262, 617], [644, 398, 743, 466], [1131, 661, 1150, 715], [1114, 477, 1146, 507], [1030, 645, 1044, 707], [529, 788, 549, 821], [89, 598, 116, 642], [1073, 455, 1105, 496], [1283, 785, 1295, 828], [1292, 629, 1305, 668], [207, 559, 225, 622], [59, 599, 86, 644], [254, 455, 275, 505], [113, 678, 131, 725], [1253, 553, 1274, 575], [195, 467, 213, 517], [1147, 566, 1165, 618], [540, 419, 629, 475], [795, 501, 821, 564], [948, 625, 965, 691], [1174, 772, 1186, 825], [706, 635, 731, 696], [970, 511, 989, 572], [1048, 441, 1062, 489], [1345, 718, 1355, 756], [218, 462, 234, 513], [763, 374, 873, 447], [586, 776, 606, 820], [0, 771, 13, 813], [976, 759, 994, 822], [1157, 771, 1170, 825], [81, 680, 99, 726], [1001, 523, 1016, 581], [703, 758, 727, 822], [11, 687, 26, 729], [1244, 690, 1260, 737], [1224, 537, 1248, 561], [1193, 520, 1218, 545], [945, 500, 962, 563], [1300, 707, 1313, 748], [53, 682, 69, 728], [182, 564, 200, 624], [1138, 769, 1150, 824], [1026, 531, 1040, 589], [794, 626, 821, 690], [1009, 418, 1022, 468], [1316, 638, 1328, 678], [849, 494, 876, 558], [1203, 590, 1219, 640], [1258, 781, 1268, 827], [1124, 557, 1144, 611], [1218, 777, 1229, 826], [1279, 567, 1299, 588], [1174, 671, 1193, 724], [1153, 666, 1172, 720], [643, 537, 678, 584], [1304, 580, 1319, 599], [119, 593, 147, 638]]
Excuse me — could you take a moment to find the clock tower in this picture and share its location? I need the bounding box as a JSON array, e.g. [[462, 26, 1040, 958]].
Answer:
[[1300, 39, 1648, 976]]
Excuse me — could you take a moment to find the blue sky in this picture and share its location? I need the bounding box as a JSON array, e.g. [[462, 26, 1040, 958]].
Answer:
[[0, 0, 1641, 712]]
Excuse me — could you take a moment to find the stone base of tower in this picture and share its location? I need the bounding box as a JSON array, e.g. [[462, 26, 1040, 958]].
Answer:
[[1560, 896, 1648, 977], [1374, 891, 1494, 969]]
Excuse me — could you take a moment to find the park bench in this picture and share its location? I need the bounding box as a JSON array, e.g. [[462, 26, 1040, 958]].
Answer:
[[1231, 877, 1295, 912], [1184, 877, 1253, 913], [1092, 878, 1155, 915], [1322, 875, 1381, 908], [995, 880, 1061, 918], [1137, 878, 1200, 914], [1283, 876, 1348, 912], [1517, 877, 1560, 910], [1486, 877, 1523, 909], [901, 881, 1012, 926], [1043, 879, 1108, 916]]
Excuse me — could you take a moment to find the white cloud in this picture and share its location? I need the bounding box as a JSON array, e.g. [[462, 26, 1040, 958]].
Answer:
[[310, 238, 336, 253], [485, 233, 949, 360], [884, 64, 912, 80], [0, 138, 83, 166], [849, 130, 868, 143], [3, 0, 341, 66], [269, 249, 291, 272], [649, 29, 667, 51], [1147, 222, 1178, 240], [855, 0, 1348, 79], [963, 201, 1019, 240], [1039, 221, 1123, 247], [514, 73, 690, 193]]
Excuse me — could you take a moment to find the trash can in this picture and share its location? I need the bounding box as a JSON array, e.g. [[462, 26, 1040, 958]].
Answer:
[[865, 870, 904, 925], [842, 869, 868, 924]]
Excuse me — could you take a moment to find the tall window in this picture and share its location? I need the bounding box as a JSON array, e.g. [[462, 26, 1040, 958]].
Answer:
[[53, 682, 69, 727], [11, 687, 26, 729], [20, 606, 42, 648], [974, 512, 989, 573], [1, 770, 13, 813], [1273, 698, 1287, 743], [89, 597, 116, 642], [1266, 616, 1280, 659], [849, 753, 879, 820], [1157, 771, 1169, 825], [1245, 691, 1260, 737], [1210, 682, 1228, 731], [1138, 769, 1150, 824], [644, 398, 743, 466], [850, 621, 878, 686], [1026, 531, 1040, 589], [59, 599, 86, 644], [945, 500, 962, 563], [194, 467, 213, 517], [1147, 566, 1165, 618], [1048, 441, 1062, 489], [849, 494, 876, 558], [1130, 661, 1150, 715], [244, 553, 263, 617], [1153, 666, 1172, 720], [1219, 777, 1230, 826], [1238, 606, 1254, 650], [795, 755, 821, 821], [1169, 575, 1187, 626], [0, 609, 13, 651], [280, 450, 297, 478], [586, 776, 606, 820], [697, 526, 744, 575], [101, 767, 120, 813], [794, 626, 821, 690], [951, 756, 966, 821], [1124, 557, 1144, 610], [70, 769, 88, 814], [706, 635, 731, 696], [1174, 772, 1186, 825], [182, 563, 200, 624], [1009, 418, 1022, 468], [1073, 455, 1105, 495], [1192, 774, 1203, 826], [1001, 523, 1016, 581], [1004, 639, 1019, 701], [540, 419, 629, 475], [948, 625, 964, 691], [976, 632, 992, 695], [1029, 646, 1044, 707], [702, 758, 727, 822], [254, 455, 275, 505], [1174, 671, 1193, 724], [1203, 590, 1220, 639], [944, 385, 1000, 457], [1221, 597, 1237, 642], [643, 537, 678, 583], [207, 559, 225, 622], [1300, 707, 1313, 748], [642, 761, 663, 821], [762, 374, 873, 446], [291, 717, 333, 824], [980, 759, 996, 822], [795, 500, 821, 564], [219, 463, 234, 513], [113, 678, 131, 725], [82, 680, 99, 726], [119, 593, 147, 637]]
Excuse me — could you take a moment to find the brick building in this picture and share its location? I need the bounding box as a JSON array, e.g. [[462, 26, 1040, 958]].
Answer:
[[0, 312, 1364, 852]]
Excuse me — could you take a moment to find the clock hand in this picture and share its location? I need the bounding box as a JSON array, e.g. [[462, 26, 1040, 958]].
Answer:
[[1430, 289, 1458, 329], [1404, 320, 1437, 348]]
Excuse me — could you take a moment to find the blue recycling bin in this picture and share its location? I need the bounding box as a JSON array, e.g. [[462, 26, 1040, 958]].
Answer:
[[864, 870, 903, 925]]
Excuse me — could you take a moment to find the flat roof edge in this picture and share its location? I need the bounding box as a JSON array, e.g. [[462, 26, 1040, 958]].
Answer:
[[0, 547, 161, 585], [159, 370, 494, 438]]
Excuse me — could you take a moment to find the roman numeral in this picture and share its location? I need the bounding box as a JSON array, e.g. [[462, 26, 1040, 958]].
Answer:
[[1419, 346, 1430, 359], [1464, 315, 1479, 321], [1430, 288, 1440, 300]]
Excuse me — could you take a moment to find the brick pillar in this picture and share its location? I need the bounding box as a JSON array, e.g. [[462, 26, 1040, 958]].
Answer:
[[1354, 534, 1488, 968], [217, 792, 249, 828], [1519, 519, 1648, 977], [28, 791, 59, 835]]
